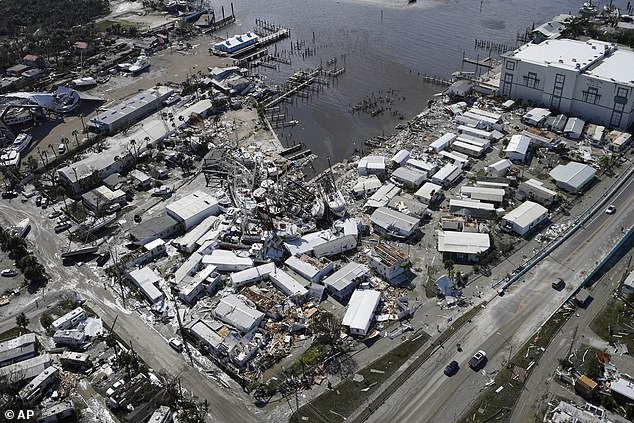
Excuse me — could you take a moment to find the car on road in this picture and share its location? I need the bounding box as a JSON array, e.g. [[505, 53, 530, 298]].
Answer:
[[468, 350, 487, 370], [605, 204, 616, 214], [40, 197, 48, 208], [1, 269, 17, 277], [169, 338, 184, 353], [551, 278, 565, 290], [105, 203, 122, 214], [48, 210, 62, 219], [54, 222, 72, 233], [444, 360, 459, 376], [1, 191, 18, 199]]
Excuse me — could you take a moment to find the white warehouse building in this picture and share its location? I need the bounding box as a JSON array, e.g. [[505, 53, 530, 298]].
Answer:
[[166, 190, 220, 231], [500, 39, 634, 130], [502, 201, 548, 236]]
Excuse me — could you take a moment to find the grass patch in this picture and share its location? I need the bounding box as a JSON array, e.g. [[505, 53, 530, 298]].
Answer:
[[291, 331, 431, 423], [458, 305, 572, 423], [0, 326, 29, 342], [94, 19, 139, 33], [590, 297, 634, 356], [40, 297, 74, 331]]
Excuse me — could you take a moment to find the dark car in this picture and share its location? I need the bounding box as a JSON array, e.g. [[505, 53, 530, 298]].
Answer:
[[551, 278, 565, 290], [1, 191, 18, 199], [468, 350, 487, 370], [444, 360, 459, 376]]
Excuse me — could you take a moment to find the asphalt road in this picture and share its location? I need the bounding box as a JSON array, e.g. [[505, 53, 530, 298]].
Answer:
[[365, 170, 634, 423], [510, 236, 634, 423], [0, 198, 260, 423]]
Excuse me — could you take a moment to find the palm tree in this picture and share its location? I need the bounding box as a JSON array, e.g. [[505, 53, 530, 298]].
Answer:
[[48, 144, 57, 159], [71, 129, 80, 149]]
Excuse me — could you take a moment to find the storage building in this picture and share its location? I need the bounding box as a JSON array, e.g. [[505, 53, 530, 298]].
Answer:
[[166, 190, 219, 231], [414, 182, 443, 205], [486, 159, 512, 177], [431, 163, 462, 187], [437, 230, 491, 262], [341, 289, 381, 336], [502, 201, 548, 236], [358, 155, 386, 176], [369, 207, 420, 238], [549, 161, 596, 193], [391, 166, 426, 187], [323, 262, 370, 301], [516, 179, 556, 206], [505, 134, 531, 162], [429, 133, 456, 153]]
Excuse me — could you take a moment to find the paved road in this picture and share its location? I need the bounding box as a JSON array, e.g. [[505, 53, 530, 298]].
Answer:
[[365, 170, 634, 423], [510, 237, 634, 423], [0, 199, 260, 423]]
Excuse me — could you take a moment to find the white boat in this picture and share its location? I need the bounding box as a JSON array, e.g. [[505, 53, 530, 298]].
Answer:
[[4, 108, 33, 126], [117, 62, 133, 72], [579, 1, 597, 16], [11, 133, 33, 153], [72, 76, 97, 88], [10, 218, 30, 238], [265, 161, 278, 177], [52, 86, 80, 114], [0, 149, 20, 167], [80, 215, 116, 234], [128, 56, 150, 74], [326, 190, 347, 218]]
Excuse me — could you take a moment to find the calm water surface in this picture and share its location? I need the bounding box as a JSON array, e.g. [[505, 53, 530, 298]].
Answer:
[[219, 0, 629, 171]]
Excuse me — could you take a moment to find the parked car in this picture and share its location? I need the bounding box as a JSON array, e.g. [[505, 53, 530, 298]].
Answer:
[[40, 197, 48, 208], [54, 222, 72, 233], [605, 204, 616, 215], [1, 269, 17, 277], [444, 360, 459, 376], [1, 191, 18, 199], [105, 203, 122, 214], [35, 195, 42, 206], [58, 143, 66, 154], [152, 186, 172, 197], [551, 278, 565, 290], [48, 210, 62, 219], [169, 338, 184, 353], [468, 350, 487, 370]]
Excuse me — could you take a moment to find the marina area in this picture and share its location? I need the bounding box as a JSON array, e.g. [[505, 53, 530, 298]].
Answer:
[[0, 1, 633, 423]]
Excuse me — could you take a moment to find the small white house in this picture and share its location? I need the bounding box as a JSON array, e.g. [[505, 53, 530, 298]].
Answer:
[[51, 307, 87, 331], [341, 289, 381, 336], [502, 201, 548, 236], [505, 134, 531, 162], [391, 166, 427, 187], [414, 182, 443, 205], [285, 255, 333, 283], [323, 262, 370, 300], [486, 159, 512, 178], [358, 155, 386, 176], [367, 243, 409, 283]]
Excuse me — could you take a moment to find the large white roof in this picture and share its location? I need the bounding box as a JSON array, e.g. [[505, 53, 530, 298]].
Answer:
[[214, 294, 264, 333], [342, 289, 381, 334], [166, 190, 218, 223], [505, 134, 531, 155], [587, 48, 634, 85], [437, 230, 490, 254], [503, 201, 548, 228], [269, 268, 308, 297], [549, 161, 596, 189], [370, 207, 420, 233], [508, 39, 613, 71]]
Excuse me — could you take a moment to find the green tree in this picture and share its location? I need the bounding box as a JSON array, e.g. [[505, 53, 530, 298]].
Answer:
[[16, 312, 29, 331], [311, 311, 343, 352]]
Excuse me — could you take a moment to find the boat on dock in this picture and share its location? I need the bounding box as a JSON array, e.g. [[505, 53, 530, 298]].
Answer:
[[579, 1, 597, 16], [11, 133, 33, 153], [61, 245, 99, 259]]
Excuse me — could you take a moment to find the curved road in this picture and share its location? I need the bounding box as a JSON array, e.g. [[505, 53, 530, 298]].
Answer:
[[0, 198, 261, 423], [366, 170, 634, 423]]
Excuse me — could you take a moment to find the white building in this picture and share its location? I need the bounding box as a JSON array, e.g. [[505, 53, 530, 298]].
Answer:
[[127, 267, 164, 304], [351, 175, 383, 198], [213, 295, 264, 333], [53, 329, 86, 347], [323, 262, 370, 301], [486, 159, 513, 177], [166, 190, 220, 231], [230, 262, 276, 291], [202, 250, 254, 272], [414, 182, 443, 205], [500, 39, 634, 130], [178, 265, 217, 303], [51, 307, 86, 331], [622, 270, 634, 297], [341, 289, 381, 336], [391, 149, 410, 166], [449, 199, 495, 218], [505, 134, 531, 162], [460, 186, 505, 204], [451, 140, 485, 157], [364, 182, 401, 209], [564, 117, 585, 139], [367, 244, 409, 283], [429, 133, 457, 153], [502, 201, 548, 236], [18, 366, 58, 403], [611, 378, 634, 403], [391, 166, 427, 187], [405, 159, 438, 176], [437, 230, 491, 262], [549, 161, 596, 193], [431, 163, 462, 187], [516, 178, 557, 206], [148, 406, 173, 423], [358, 155, 387, 176], [370, 207, 420, 238], [269, 268, 308, 298], [285, 255, 333, 283]]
